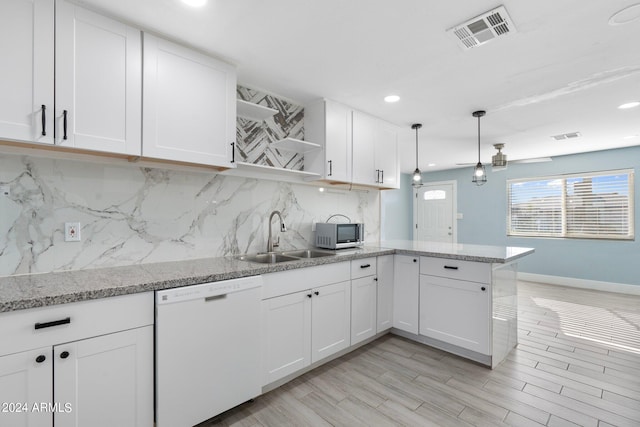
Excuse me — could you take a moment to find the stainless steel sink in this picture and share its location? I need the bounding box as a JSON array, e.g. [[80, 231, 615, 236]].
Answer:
[[279, 249, 336, 259], [236, 253, 299, 264], [237, 249, 336, 264]]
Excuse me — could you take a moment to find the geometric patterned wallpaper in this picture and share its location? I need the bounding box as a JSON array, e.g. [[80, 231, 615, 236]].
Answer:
[[236, 85, 305, 170]]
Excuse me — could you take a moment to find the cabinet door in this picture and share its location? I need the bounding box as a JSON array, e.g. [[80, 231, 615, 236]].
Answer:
[[143, 33, 236, 167], [311, 280, 351, 363], [419, 275, 490, 355], [351, 275, 377, 345], [261, 291, 312, 385], [54, 326, 153, 427], [377, 255, 394, 332], [0, 347, 52, 427], [351, 110, 377, 185], [0, 0, 53, 145], [324, 100, 352, 182], [55, 1, 141, 154], [375, 121, 399, 189], [393, 255, 419, 334]]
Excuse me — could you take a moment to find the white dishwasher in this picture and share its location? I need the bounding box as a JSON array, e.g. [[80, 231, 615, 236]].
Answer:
[[155, 275, 262, 427]]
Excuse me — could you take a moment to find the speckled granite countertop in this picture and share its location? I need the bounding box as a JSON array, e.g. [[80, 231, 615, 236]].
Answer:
[[0, 242, 534, 313], [381, 240, 534, 263]]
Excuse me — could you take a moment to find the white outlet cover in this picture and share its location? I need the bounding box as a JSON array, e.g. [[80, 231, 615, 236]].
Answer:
[[65, 222, 81, 242], [0, 184, 9, 197]]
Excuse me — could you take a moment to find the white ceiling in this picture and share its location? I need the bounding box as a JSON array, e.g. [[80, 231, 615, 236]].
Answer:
[[78, 0, 640, 173]]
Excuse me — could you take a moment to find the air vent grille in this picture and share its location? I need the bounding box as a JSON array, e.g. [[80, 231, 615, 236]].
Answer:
[[447, 6, 517, 50], [552, 132, 582, 141]]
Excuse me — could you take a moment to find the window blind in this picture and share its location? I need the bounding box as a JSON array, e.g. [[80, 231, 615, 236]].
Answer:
[[507, 170, 634, 240]]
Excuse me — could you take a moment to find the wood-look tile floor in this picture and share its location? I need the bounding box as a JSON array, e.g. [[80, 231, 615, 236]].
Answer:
[[201, 281, 640, 427]]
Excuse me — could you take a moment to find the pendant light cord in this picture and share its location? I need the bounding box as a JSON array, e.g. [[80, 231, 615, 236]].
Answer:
[[477, 114, 481, 163], [415, 127, 419, 169]]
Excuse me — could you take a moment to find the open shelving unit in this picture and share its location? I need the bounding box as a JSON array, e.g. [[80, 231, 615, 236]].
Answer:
[[236, 100, 278, 122], [271, 137, 321, 153]]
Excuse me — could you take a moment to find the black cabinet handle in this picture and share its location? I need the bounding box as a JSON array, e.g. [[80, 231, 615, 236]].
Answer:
[[314, 291, 319, 296], [375, 169, 380, 183], [328, 160, 333, 176], [381, 170, 384, 184], [41, 105, 46, 136], [360, 264, 371, 269], [374, 277, 378, 281], [230, 142, 235, 163], [481, 287, 486, 291], [36, 355, 46, 363], [444, 266, 458, 270], [63, 110, 68, 140], [413, 259, 417, 263], [60, 351, 70, 359], [307, 294, 312, 298], [35, 317, 71, 330]]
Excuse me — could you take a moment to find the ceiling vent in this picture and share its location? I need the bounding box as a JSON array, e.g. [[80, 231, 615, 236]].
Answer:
[[447, 5, 517, 50], [551, 132, 582, 141]]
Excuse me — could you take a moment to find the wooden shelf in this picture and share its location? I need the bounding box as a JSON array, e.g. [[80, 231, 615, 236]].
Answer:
[[271, 138, 321, 153], [236, 100, 278, 122]]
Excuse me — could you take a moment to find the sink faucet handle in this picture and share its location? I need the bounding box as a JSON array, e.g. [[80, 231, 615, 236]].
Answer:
[[281, 222, 287, 232], [273, 237, 280, 248]]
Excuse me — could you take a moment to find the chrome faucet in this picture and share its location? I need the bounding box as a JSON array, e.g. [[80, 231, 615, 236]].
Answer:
[[267, 210, 287, 252]]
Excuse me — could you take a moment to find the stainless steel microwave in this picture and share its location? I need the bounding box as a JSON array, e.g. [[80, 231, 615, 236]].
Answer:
[[315, 223, 364, 249]]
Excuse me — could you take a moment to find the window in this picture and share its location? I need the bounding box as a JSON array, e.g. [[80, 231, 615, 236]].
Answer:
[[507, 169, 634, 240]]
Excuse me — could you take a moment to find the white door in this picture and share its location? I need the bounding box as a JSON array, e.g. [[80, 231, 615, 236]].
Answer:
[[143, 33, 236, 167], [324, 100, 352, 182], [0, 0, 54, 145], [414, 182, 456, 243], [54, 326, 153, 427], [351, 275, 377, 345], [419, 275, 490, 354], [375, 121, 399, 189], [376, 255, 394, 333], [393, 255, 419, 334], [311, 281, 351, 363], [261, 291, 312, 385], [55, 1, 141, 154], [0, 347, 53, 427], [351, 110, 376, 185]]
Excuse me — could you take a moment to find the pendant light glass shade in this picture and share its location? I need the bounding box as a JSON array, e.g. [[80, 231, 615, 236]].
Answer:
[[471, 110, 487, 186], [411, 123, 423, 188]]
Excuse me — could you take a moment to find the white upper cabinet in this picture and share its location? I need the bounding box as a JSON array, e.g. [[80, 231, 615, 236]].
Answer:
[[375, 120, 399, 189], [351, 110, 377, 186], [55, 0, 141, 155], [0, 0, 54, 145], [143, 33, 236, 168], [305, 99, 352, 182]]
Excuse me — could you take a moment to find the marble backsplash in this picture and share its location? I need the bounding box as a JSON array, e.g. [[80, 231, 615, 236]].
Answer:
[[0, 153, 379, 277]]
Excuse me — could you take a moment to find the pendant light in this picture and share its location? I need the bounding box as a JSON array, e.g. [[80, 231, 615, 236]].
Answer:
[[411, 123, 423, 188], [471, 110, 487, 186]]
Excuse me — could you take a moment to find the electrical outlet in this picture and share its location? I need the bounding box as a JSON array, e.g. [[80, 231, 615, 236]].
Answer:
[[0, 184, 9, 197], [64, 222, 81, 242]]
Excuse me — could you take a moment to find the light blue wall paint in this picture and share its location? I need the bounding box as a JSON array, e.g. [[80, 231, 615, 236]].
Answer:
[[419, 146, 640, 286], [381, 173, 413, 240]]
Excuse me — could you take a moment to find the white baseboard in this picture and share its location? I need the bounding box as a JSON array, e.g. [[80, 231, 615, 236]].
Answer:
[[518, 272, 640, 296]]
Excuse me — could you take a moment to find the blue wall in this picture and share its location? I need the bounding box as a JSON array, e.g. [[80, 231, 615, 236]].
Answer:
[[416, 146, 640, 286], [381, 173, 413, 240]]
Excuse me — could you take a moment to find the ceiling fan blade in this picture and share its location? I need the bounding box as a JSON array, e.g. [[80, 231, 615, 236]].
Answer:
[[510, 157, 553, 164]]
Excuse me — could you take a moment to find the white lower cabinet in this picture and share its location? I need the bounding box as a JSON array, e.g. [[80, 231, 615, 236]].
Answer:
[[261, 264, 351, 386], [0, 292, 154, 427], [376, 255, 394, 333], [350, 275, 377, 345], [419, 275, 490, 354], [393, 255, 420, 334]]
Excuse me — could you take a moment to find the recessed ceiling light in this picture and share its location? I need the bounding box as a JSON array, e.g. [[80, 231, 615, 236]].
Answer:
[[608, 3, 640, 25], [428, 163, 436, 167], [181, 0, 207, 7], [384, 95, 400, 103], [618, 101, 640, 109]]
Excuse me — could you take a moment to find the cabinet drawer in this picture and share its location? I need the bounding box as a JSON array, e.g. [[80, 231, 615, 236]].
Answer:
[[262, 262, 350, 299], [0, 292, 153, 357], [420, 257, 491, 284], [351, 257, 377, 279]]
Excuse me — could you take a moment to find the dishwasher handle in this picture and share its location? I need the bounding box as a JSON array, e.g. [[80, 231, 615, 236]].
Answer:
[[205, 294, 227, 302]]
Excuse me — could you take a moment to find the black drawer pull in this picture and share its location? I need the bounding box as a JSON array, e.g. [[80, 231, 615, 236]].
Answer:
[[230, 142, 235, 163], [481, 287, 486, 291], [36, 355, 46, 363], [307, 294, 312, 298], [60, 351, 70, 359], [63, 110, 68, 140], [328, 160, 333, 176], [413, 259, 417, 263], [314, 291, 319, 296], [444, 266, 458, 270], [360, 264, 371, 269], [35, 317, 71, 330]]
